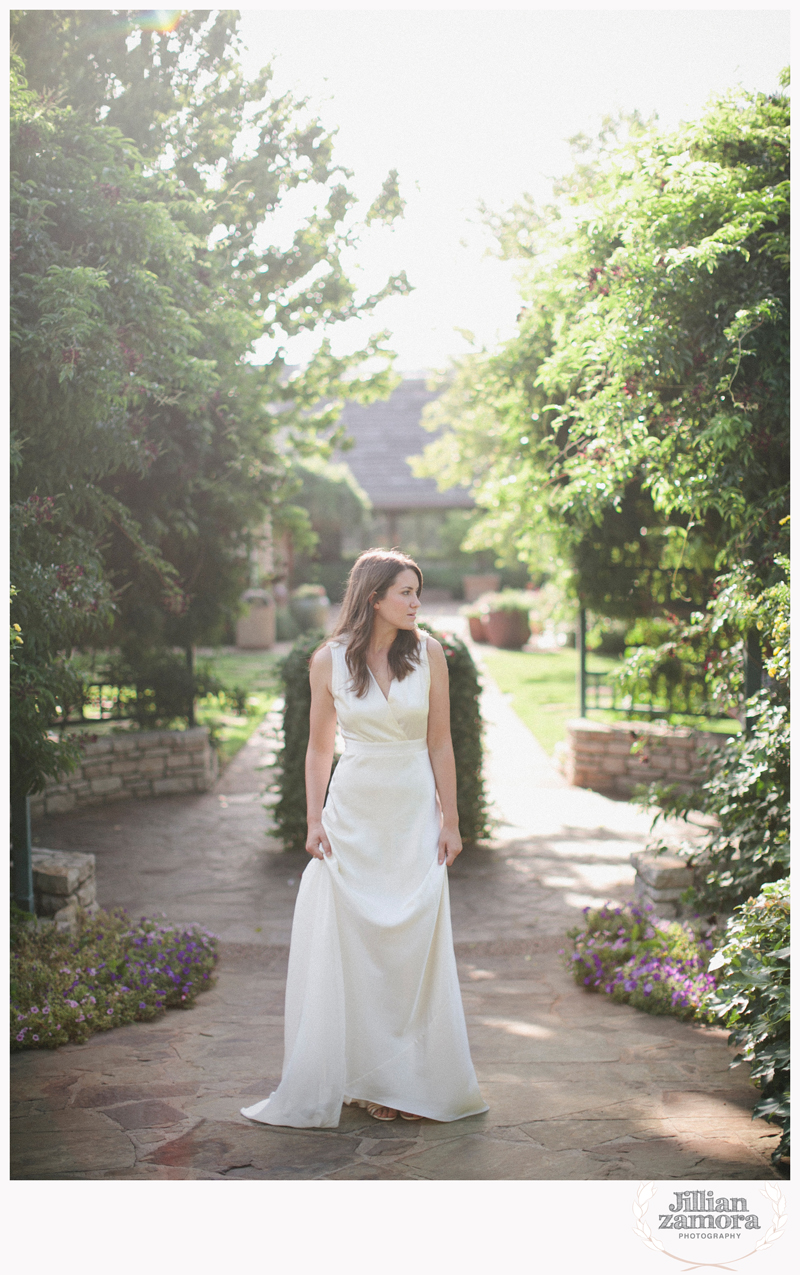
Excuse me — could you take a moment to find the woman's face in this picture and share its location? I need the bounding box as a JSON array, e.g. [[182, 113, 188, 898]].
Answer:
[[373, 568, 421, 631]]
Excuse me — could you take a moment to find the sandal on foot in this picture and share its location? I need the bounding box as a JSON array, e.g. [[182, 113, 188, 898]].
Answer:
[[399, 1111, 422, 1121], [365, 1102, 398, 1121]]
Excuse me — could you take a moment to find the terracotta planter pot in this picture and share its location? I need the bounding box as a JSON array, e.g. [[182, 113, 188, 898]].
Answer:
[[482, 609, 531, 650], [468, 615, 488, 643]]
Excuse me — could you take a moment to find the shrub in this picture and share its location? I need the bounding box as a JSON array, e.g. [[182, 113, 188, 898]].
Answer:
[[271, 629, 331, 853], [84, 649, 235, 730], [291, 584, 327, 599], [271, 624, 490, 852], [706, 879, 790, 1165], [10, 906, 219, 1050], [476, 590, 534, 613], [420, 623, 490, 844], [275, 606, 301, 641], [643, 555, 789, 913], [561, 900, 716, 1021]]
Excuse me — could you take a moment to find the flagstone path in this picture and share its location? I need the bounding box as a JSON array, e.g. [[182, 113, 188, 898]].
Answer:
[[12, 613, 781, 1179]]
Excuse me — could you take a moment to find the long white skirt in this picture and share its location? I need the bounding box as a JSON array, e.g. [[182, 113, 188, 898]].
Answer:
[[241, 737, 488, 1128]]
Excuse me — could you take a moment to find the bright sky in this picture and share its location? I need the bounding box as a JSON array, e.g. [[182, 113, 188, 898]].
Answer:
[[238, 6, 789, 375]]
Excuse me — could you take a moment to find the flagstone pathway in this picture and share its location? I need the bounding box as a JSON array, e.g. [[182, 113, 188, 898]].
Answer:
[[12, 614, 781, 1179]]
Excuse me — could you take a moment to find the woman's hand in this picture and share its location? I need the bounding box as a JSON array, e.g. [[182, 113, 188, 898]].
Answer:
[[306, 820, 332, 860], [438, 823, 462, 867]]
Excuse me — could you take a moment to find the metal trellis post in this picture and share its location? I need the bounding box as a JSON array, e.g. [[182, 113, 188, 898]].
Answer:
[[11, 788, 34, 914], [743, 629, 762, 737], [578, 607, 587, 719]]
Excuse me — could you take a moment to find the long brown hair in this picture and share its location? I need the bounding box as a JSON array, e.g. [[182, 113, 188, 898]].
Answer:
[[331, 549, 423, 697]]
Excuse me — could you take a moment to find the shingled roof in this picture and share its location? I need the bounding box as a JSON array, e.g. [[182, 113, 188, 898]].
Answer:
[[335, 379, 473, 512]]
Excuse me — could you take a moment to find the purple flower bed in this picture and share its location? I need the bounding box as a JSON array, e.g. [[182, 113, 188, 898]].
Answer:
[[560, 900, 716, 1021], [11, 907, 219, 1051]]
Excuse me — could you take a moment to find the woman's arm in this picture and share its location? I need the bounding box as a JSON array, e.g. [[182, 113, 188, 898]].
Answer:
[[425, 636, 463, 866], [305, 645, 336, 859]]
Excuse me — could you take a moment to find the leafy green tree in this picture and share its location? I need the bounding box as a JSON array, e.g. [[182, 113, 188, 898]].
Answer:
[[10, 12, 411, 793], [416, 85, 789, 615], [286, 457, 371, 592], [415, 83, 790, 950]]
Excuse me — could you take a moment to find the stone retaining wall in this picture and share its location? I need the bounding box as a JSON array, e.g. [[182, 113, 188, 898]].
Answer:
[[29, 727, 218, 820], [32, 848, 98, 928], [630, 851, 694, 919], [563, 717, 727, 800]]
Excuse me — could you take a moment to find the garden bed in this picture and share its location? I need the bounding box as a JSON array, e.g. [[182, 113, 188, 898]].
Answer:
[[11, 906, 219, 1051]]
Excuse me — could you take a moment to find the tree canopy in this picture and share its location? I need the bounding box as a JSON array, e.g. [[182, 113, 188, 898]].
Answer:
[[415, 83, 789, 618], [10, 11, 410, 792]]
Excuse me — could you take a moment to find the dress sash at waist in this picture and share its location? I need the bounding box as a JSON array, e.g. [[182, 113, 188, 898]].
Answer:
[[341, 736, 429, 756]]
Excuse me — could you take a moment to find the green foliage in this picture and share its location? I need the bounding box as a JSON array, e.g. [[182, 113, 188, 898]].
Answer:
[[419, 625, 491, 844], [652, 696, 789, 913], [287, 457, 371, 581], [10, 498, 113, 793], [562, 900, 715, 1021], [645, 555, 789, 912], [271, 629, 331, 853], [706, 880, 790, 1163], [11, 907, 219, 1051], [10, 13, 410, 793], [271, 625, 489, 852], [611, 618, 722, 716], [366, 169, 406, 226], [415, 87, 789, 613], [85, 650, 246, 731], [476, 590, 535, 613]]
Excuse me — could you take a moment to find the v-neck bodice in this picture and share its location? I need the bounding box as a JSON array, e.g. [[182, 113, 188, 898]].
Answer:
[[367, 665, 393, 703], [329, 638, 430, 745]]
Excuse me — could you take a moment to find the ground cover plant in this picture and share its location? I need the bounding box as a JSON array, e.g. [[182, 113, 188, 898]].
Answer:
[[11, 906, 219, 1051], [561, 900, 716, 1020]]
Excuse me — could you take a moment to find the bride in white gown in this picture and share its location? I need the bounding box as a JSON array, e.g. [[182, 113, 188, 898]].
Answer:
[[241, 548, 487, 1128]]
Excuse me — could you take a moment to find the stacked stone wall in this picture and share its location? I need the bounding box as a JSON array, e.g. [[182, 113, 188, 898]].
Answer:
[[630, 851, 695, 919], [563, 717, 728, 800], [32, 849, 98, 928], [29, 727, 218, 819]]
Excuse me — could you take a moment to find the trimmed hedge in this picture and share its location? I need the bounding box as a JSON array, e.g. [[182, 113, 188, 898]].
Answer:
[[271, 629, 331, 853], [419, 622, 490, 845], [270, 624, 489, 852]]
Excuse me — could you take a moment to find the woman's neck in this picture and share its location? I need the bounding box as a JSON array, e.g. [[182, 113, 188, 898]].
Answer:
[[369, 616, 398, 657]]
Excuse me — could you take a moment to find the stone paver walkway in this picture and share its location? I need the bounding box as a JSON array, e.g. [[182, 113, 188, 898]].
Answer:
[[12, 612, 781, 1179]]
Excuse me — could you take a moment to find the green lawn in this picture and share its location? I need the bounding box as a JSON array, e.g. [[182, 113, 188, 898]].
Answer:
[[479, 646, 742, 754], [196, 649, 281, 695], [480, 647, 620, 755], [195, 649, 282, 766]]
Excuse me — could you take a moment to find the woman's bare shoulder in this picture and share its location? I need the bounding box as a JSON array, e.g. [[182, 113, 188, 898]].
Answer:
[[422, 633, 445, 658], [309, 642, 334, 669]]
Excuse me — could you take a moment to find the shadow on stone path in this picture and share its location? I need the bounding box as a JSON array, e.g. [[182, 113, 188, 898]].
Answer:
[[12, 617, 781, 1180]]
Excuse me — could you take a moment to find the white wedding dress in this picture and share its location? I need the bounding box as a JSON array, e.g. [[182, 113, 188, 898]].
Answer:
[[241, 636, 488, 1128]]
